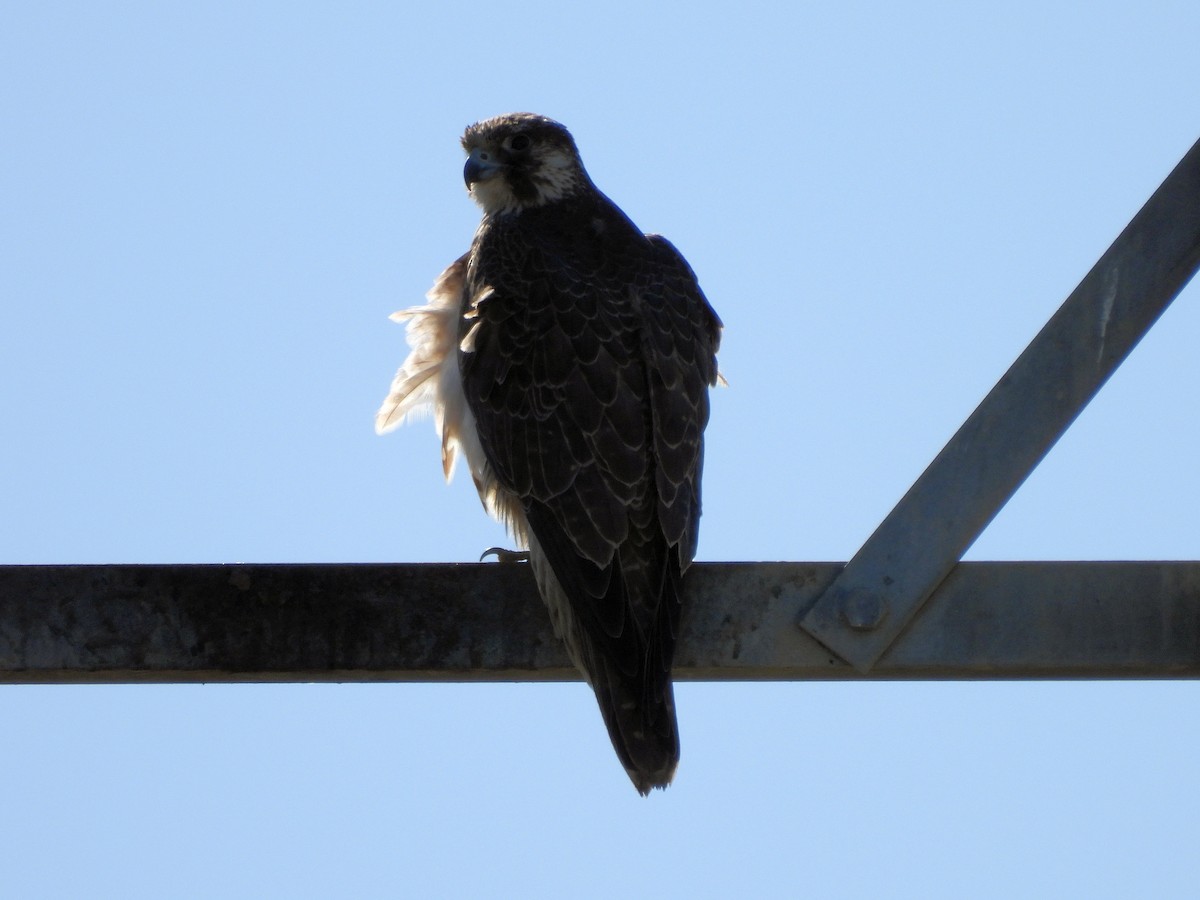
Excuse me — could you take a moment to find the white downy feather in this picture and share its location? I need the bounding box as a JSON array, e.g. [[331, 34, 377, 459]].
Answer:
[[374, 259, 528, 546]]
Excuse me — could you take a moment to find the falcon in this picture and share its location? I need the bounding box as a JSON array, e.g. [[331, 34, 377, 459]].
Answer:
[[376, 113, 722, 794]]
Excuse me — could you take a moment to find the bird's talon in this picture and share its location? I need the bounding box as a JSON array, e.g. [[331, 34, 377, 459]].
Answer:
[[480, 547, 530, 564]]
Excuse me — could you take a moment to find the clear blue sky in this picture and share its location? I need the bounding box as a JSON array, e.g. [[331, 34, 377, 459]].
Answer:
[[2, 2, 1198, 897]]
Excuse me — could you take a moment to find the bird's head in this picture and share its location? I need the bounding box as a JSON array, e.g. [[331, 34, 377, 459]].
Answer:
[[461, 113, 589, 215]]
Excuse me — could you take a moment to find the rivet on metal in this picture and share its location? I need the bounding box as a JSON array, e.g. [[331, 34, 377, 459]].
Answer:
[[840, 590, 888, 631]]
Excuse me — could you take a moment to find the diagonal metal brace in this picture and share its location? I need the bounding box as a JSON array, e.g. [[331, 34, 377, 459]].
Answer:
[[799, 136, 1200, 673]]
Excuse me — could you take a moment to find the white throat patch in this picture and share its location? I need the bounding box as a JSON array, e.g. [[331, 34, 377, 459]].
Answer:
[[468, 147, 582, 216]]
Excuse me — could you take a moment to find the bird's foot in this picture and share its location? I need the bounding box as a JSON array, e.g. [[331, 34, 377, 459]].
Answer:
[[480, 546, 530, 564]]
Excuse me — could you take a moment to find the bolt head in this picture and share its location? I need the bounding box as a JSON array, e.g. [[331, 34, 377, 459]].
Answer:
[[840, 590, 888, 631]]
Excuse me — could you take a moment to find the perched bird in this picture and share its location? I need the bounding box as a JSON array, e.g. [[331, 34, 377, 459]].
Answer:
[[376, 113, 722, 794]]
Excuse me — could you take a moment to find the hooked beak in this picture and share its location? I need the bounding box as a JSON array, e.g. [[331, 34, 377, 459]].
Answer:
[[463, 147, 503, 188]]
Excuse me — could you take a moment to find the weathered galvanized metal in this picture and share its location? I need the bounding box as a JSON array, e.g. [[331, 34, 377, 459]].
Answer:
[[799, 136, 1200, 672], [1, 562, 1198, 683]]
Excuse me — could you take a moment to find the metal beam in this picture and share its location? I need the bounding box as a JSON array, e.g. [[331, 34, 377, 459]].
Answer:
[[799, 136, 1200, 672], [1, 562, 1198, 683]]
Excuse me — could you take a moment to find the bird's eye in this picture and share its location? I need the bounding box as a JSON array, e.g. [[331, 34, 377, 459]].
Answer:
[[507, 133, 531, 152]]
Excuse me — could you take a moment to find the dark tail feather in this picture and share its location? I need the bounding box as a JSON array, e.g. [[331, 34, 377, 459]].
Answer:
[[525, 522, 685, 794], [593, 547, 685, 795], [592, 655, 680, 795]]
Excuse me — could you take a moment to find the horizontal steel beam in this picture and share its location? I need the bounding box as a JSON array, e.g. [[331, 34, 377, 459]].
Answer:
[[800, 135, 1200, 672], [1, 562, 1197, 683]]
